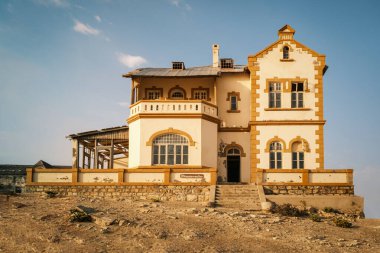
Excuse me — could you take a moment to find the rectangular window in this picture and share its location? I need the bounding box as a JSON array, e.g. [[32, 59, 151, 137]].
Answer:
[[230, 96, 237, 111], [269, 82, 281, 108], [291, 82, 304, 108], [292, 152, 304, 169], [147, 90, 161, 100], [194, 90, 208, 100], [183, 146, 188, 164]]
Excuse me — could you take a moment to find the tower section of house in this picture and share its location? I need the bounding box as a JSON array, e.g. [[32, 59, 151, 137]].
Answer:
[[124, 62, 220, 170], [248, 25, 327, 183]]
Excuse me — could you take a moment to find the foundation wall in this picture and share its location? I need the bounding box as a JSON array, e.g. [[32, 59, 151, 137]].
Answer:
[[25, 185, 211, 202]]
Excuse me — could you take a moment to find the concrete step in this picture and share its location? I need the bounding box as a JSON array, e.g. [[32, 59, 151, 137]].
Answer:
[[215, 184, 262, 210]]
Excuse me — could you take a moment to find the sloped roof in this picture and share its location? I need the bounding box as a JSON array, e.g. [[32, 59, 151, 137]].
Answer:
[[123, 65, 247, 78], [67, 125, 129, 140], [33, 160, 53, 169]]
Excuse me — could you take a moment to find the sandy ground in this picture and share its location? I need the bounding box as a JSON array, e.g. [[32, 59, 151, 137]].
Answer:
[[0, 194, 379, 253]]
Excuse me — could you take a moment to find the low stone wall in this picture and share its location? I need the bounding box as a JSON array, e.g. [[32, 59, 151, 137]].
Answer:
[[263, 185, 354, 195], [25, 185, 211, 202]]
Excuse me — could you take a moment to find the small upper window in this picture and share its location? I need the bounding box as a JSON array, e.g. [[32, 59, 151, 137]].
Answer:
[[283, 46, 289, 59], [147, 90, 161, 100], [193, 90, 208, 100], [226, 91, 240, 112], [230, 96, 237, 111], [170, 89, 185, 99]]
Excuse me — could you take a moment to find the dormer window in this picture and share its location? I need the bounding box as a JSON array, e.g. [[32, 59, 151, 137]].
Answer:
[[221, 58, 234, 69], [172, 61, 185, 70], [283, 46, 289, 59]]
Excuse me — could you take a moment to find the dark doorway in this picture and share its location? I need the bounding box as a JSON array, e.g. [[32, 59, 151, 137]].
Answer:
[[227, 155, 240, 182]]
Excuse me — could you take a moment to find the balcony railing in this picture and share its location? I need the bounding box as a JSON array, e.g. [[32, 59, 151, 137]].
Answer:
[[129, 100, 218, 118]]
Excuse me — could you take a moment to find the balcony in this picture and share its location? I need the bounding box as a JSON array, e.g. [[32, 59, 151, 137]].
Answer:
[[129, 100, 218, 119]]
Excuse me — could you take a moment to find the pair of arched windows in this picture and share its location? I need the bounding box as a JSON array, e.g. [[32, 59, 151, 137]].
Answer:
[[269, 141, 304, 169]]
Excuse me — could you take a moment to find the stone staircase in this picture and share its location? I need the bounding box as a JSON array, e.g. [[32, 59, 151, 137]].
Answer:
[[215, 184, 262, 210]]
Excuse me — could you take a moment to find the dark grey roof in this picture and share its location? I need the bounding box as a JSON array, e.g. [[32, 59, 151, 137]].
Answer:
[[123, 65, 247, 78], [33, 160, 53, 169], [0, 161, 70, 175]]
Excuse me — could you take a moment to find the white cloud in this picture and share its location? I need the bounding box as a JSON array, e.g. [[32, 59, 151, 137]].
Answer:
[[118, 102, 130, 107], [118, 53, 147, 68], [169, 0, 191, 11], [33, 0, 69, 7], [95, 15, 102, 22], [73, 20, 100, 35]]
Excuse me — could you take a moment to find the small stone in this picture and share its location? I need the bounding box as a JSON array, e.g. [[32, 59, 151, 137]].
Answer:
[[118, 219, 126, 226], [12, 202, 26, 209]]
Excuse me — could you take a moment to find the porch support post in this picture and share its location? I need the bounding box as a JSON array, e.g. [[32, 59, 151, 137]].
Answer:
[[72, 139, 79, 168], [110, 139, 114, 169], [94, 139, 98, 169]]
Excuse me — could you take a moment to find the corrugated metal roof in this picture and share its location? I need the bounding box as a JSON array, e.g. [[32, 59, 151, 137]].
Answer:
[[123, 65, 247, 78], [67, 125, 129, 139]]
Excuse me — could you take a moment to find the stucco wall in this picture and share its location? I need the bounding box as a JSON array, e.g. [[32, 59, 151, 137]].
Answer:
[[256, 41, 319, 121], [128, 118, 217, 168], [257, 125, 318, 169], [216, 73, 250, 128]]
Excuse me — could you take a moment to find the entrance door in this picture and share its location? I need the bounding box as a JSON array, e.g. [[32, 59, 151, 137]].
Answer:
[[226, 148, 241, 182]]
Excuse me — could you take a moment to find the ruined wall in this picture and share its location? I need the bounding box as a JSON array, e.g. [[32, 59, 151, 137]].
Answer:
[[0, 175, 26, 193], [26, 185, 211, 202]]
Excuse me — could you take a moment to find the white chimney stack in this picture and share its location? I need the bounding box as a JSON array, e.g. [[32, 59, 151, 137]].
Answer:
[[212, 44, 219, 68]]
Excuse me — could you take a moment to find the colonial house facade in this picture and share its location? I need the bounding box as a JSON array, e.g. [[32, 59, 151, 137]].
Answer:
[[125, 24, 326, 184], [26, 25, 361, 212]]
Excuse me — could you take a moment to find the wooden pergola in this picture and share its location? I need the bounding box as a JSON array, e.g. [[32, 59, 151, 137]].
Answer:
[[67, 126, 129, 169]]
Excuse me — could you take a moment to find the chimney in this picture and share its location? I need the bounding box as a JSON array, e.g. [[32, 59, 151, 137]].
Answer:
[[212, 44, 219, 68]]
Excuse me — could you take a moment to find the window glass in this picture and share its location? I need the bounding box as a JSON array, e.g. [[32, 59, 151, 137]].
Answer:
[[170, 89, 185, 99], [269, 82, 281, 108], [291, 82, 304, 108], [194, 90, 208, 100], [231, 96, 237, 110], [152, 134, 189, 165], [283, 46, 289, 59], [269, 141, 282, 169]]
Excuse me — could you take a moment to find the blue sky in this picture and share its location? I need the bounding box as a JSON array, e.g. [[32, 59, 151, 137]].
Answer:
[[0, 0, 379, 217]]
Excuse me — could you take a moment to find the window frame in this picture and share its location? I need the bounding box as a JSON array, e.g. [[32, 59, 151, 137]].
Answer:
[[291, 82, 304, 108], [145, 86, 163, 100], [168, 85, 187, 100], [226, 91, 241, 113], [269, 82, 282, 108], [191, 87, 210, 100], [152, 134, 189, 165], [269, 142, 282, 169]]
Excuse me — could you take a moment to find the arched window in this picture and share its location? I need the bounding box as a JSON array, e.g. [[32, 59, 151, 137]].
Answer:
[[152, 134, 188, 165], [291, 141, 304, 169], [283, 46, 289, 59], [227, 148, 240, 156], [269, 142, 282, 169], [170, 89, 185, 99]]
